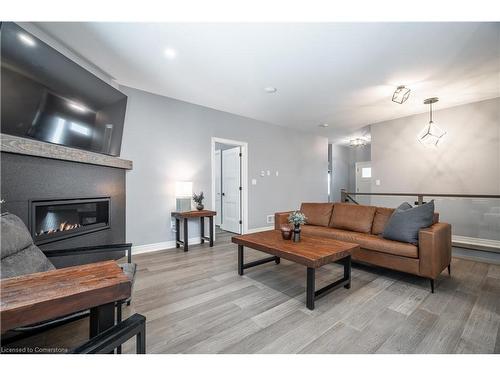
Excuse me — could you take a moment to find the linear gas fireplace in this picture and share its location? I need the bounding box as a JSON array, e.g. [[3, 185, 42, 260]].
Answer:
[[31, 198, 110, 245]]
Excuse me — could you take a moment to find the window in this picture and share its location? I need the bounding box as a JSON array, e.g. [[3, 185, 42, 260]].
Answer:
[[362, 167, 372, 178]]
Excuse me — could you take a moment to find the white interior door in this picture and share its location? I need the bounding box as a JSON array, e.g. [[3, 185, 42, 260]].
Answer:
[[214, 150, 222, 226], [221, 147, 241, 234], [355, 161, 372, 205]]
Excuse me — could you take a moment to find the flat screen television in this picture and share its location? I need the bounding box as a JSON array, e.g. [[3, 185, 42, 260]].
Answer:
[[1, 22, 127, 157]]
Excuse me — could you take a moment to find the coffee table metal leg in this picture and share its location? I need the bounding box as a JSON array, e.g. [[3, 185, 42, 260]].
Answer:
[[89, 302, 115, 338], [344, 255, 351, 289], [306, 267, 315, 310], [275, 257, 280, 264], [238, 245, 244, 275]]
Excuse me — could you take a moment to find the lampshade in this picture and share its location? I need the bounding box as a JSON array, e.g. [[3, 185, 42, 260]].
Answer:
[[175, 181, 192, 197]]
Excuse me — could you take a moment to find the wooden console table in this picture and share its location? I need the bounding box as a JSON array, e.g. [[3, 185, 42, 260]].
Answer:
[[0, 261, 131, 337], [171, 210, 217, 251]]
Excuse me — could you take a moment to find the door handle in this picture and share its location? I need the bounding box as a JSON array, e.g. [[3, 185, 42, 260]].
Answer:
[[222, 193, 225, 196]]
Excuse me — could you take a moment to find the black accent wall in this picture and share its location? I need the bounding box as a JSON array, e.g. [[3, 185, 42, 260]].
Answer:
[[1, 152, 126, 267]]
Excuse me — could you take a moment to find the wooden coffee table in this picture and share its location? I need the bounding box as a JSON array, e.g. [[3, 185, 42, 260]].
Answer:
[[0, 261, 131, 336], [232, 230, 359, 310]]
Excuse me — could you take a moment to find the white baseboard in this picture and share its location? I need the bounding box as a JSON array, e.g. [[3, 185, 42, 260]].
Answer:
[[452, 235, 500, 252], [132, 227, 275, 255], [246, 226, 274, 234], [132, 237, 201, 255]]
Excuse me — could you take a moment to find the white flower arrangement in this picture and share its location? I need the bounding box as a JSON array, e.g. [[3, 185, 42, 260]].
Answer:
[[288, 211, 307, 226]]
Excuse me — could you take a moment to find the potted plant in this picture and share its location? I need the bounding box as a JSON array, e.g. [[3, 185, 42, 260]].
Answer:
[[288, 211, 307, 242], [193, 192, 204, 210]]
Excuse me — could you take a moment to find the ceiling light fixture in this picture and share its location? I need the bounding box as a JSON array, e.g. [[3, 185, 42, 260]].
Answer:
[[418, 97, 446, 147], [164, 48, 177, 59], [319, 123, 329, 128], [392, 85, 411, 104], [68, 102, 89, 113], [349, 138, 368, 148], [18, 33, 36, 47], [264, 87, 277, 94]]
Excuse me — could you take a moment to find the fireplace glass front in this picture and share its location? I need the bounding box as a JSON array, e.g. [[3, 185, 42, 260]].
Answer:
[[31, 198, 110, 244]]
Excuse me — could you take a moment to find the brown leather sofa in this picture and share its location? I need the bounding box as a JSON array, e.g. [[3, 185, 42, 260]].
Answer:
[[275, 202, 452, 292]]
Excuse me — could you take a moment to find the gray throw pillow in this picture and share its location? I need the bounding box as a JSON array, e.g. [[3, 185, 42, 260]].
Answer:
[[382, 201, 435, 244]]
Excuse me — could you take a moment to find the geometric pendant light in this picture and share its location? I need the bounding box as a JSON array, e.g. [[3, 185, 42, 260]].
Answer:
[[417, 97, 446, 147], [392, 85, 411, 104]]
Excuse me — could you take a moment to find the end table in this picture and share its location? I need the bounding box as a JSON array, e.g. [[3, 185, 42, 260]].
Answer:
[[171, 210, 217, 251]]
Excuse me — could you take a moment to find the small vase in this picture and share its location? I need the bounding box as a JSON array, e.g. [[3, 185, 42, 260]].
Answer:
[[196, 203, 204, 211], [293, 224, 301, 242], [280, 225, 292, 240]]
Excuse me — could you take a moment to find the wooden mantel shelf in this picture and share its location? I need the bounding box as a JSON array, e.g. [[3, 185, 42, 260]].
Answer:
[[1, 133, 133, 170]]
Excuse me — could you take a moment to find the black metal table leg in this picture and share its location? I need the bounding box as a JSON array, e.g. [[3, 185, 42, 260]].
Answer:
[[238, 245, 244, 275], [183, 218, 188, 252], [137, 321, 146, 354], [344, 255, 351, 289], [209, 216, 214, 247], [89, 302, 115, 338], [306, 268, 315, 310], [200, 217, 205, 244], [175, 218, 180, 248]]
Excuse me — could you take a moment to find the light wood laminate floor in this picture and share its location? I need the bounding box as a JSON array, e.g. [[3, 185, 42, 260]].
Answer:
[[9, 230, 500, 353]]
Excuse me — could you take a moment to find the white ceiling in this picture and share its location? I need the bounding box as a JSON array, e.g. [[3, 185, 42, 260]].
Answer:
[[35, 22, 500, 142]]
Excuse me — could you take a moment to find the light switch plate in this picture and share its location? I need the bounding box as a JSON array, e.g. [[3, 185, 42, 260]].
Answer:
[[266, 170, 271, 176], [275, 171, 279, 176], [375, 179, 381, 186], [266, 215, 275, 224], [260, 171, 265, 177], [252, 178, 257, 185]]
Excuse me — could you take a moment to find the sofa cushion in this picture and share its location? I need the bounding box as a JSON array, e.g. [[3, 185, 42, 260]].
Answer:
[[371, 207, 395, 235], [302, 225, 418, 258], [1, 212, 34, 259], [1, 212, 55, 279], [302, 225, 360, 243], [329, 203, 376, 233], [383, 201, 435, 245], [1, 244, 55, 279], [300, 203, 334, 227], [354, 233, 418, 258]]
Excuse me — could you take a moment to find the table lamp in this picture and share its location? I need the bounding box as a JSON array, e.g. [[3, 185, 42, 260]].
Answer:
[[175, 181, 192, 212]]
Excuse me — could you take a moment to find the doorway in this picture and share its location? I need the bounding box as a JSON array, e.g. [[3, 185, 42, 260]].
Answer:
[[211, 137, 248, 235], [355, 161, 371, 205]]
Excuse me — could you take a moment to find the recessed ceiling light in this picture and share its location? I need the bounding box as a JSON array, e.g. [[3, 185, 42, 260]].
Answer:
[[18, 33, 36, 47], [264, 87, 277, 94], [319, 123, 329, 128], [164, 48, 177, 59]]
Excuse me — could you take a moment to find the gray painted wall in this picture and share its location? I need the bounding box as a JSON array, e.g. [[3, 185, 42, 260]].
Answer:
[[370, 97, 500, 240], [120, 86, 328, 246], [371, 97, 499, 195]]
